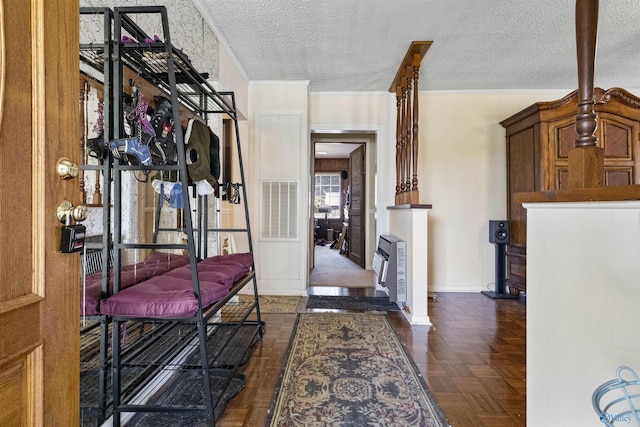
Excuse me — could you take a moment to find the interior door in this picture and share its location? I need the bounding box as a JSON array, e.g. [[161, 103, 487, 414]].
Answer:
[[348, 145, 365, 268], [0, 1, 79, 425]]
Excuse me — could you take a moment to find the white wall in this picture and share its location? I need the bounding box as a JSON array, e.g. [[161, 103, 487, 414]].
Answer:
[[525, 201, 640, 426], [249, 82, 310, 295], [388, 207, 431, 325]]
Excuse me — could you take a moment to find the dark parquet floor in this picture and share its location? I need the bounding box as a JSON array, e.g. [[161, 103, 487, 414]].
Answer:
[[217, 290, 526, 427]]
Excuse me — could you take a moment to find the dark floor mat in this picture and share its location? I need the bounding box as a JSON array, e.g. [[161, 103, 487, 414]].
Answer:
[[306, 295, 401, 311]]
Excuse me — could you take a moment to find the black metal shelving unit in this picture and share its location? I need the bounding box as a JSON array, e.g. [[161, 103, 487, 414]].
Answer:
[[79, 6, 263, 426]]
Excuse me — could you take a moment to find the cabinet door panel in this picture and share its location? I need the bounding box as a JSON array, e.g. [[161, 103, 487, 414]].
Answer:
[[507, 128, 536, 247], [556, 124, 577, 158], [604, 168, 633, 186], [602, 121, 631, 159], [556, 168, 569, 191]]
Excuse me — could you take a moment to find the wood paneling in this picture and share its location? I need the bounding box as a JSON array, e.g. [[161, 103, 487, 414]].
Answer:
[[314, 158, 348, 172], [0, 359, 25, 426]]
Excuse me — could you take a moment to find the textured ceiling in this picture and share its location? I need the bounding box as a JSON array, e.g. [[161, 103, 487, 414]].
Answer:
[[193, 0, 640, 92]]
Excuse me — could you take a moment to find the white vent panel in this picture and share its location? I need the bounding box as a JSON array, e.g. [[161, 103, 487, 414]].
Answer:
[[261, 181, 298, 239]]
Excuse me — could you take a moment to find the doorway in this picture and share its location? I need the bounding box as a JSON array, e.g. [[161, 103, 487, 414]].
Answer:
[[309, 132, 377, 290]]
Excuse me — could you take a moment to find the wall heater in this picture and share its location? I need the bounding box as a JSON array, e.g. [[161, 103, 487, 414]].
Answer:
[[372, 235, 407, 303]]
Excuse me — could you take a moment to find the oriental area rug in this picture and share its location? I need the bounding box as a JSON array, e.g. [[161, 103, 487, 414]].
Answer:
[[266, 313, 449, 427], [237, 294, 301, 313]]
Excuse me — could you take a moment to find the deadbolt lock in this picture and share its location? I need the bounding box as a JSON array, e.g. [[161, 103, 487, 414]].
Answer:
[[56, 158, 79, 180]]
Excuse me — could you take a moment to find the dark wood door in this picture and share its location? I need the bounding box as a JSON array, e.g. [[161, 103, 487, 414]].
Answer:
[[348, 145, 365, 268], [0, 0, 80, 425]]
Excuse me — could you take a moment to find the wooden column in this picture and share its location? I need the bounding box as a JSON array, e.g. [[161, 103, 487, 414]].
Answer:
[[568, 0, 603, 189], [389, 41, 431, 205]]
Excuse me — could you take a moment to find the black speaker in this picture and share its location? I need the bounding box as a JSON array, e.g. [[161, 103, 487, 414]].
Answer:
[[489, 220, 509, 244]]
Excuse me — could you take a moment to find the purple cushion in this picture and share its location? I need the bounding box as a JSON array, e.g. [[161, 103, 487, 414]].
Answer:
[[80, 251, 191, 315], [143, 252, 191, 276], [81, 276, 102, 316], [204, 252, 253, 269], [197, 262, 248, 282], [100, 275, 229, 319], [164, 268, 235, 289]]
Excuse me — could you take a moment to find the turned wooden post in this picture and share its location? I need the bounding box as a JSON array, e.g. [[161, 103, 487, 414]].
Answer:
[[410, 53, 421, 204], [400, 78, 407, 198], [395, 87, 402, 205], [568, 0, 603, 189], [404, 66, 413, 204]]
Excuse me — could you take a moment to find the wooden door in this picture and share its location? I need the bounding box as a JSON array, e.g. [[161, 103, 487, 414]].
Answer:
[[0, 1, 79, 425], [348, 145, 365, 268]]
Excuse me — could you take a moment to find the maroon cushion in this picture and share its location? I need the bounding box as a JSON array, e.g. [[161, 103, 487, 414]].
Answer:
[[100, 275, 229, 319]]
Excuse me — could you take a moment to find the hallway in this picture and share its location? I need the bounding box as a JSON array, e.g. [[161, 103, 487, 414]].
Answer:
[[309, 243, 374, 288]]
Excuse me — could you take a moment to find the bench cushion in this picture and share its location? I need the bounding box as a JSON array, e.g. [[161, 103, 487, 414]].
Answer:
[[80, 251, 190, 316], [100, 275, 229, 319]]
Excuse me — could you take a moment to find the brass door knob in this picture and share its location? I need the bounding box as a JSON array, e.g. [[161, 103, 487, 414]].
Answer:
[[56, 158, 79, 180], [56, 200, 88, 223]]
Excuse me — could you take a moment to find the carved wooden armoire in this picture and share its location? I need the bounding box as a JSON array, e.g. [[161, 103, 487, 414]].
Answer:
[[501, 87, 640, 292]]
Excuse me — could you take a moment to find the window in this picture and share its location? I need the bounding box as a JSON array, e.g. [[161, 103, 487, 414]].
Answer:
[[314, 173, 341, 219]]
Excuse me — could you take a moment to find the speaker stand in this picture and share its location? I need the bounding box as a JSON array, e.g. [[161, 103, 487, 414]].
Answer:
[[482, 243, 518, 300]]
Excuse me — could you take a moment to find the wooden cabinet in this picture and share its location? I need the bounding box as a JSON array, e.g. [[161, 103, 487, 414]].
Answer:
[[501, 88, 640, 292]]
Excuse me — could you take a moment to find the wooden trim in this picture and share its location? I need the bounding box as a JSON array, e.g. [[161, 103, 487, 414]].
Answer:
[[388, 41, 432, 92], [0, 293, 44, 316], [514, 184, 640, 204], [31, 0, 45, 298], [27, 344, 43, 426]]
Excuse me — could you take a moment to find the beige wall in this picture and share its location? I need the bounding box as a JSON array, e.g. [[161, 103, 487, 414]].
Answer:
[[419, 90, 569, 292], [310, 90, 572, 294]]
